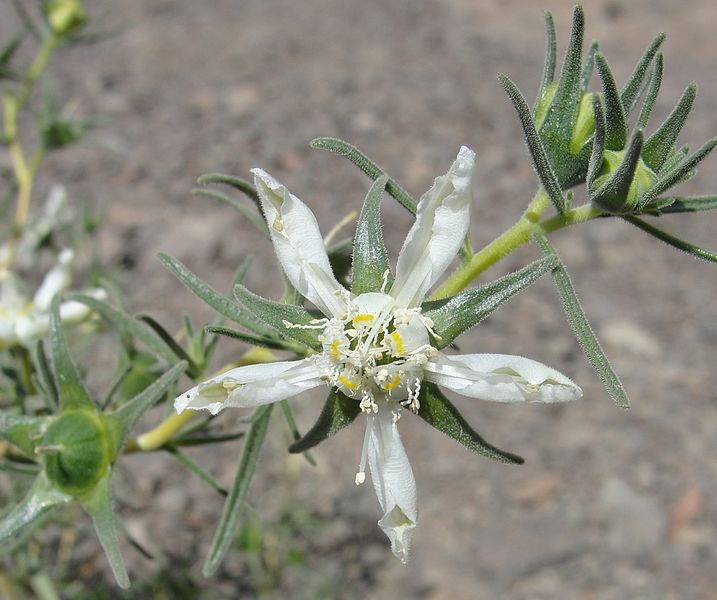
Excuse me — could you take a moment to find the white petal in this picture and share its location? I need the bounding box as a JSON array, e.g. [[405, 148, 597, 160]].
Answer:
[[15, 315, 48, 347], [252, 168, 348, 318], [424, 352, 582, 403], [33, 249, 75, 312], [59, 288, 108, 323], [367, 407, 418, 564], [390, 146, 475, 307], [174, 359, 324, 415]]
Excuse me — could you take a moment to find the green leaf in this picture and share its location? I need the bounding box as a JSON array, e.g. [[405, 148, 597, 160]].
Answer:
[[642, 84, 696, 171], [595, 54, 627, 151], [288, 390, 360, 454], [203, 404, 273, 576], [191, 188, 269, 238], [657, 195, 717, 214], [137, 315, 198, 375], [65, 293, 179, 366], [81, 475, 130, 589], [422, 255, 558, 349], [34, 340, 59, 411], [166, 446, 227, 496], [0, 413, 50, 456], [580, 41, 598, 91], [310, 137, 417, 214], [279, 400, 316, 466], [534, 233, 629, 408], [623, 215, 717, 263], [158, 253, 278, 339], [498, 74, 566, 214], [233, 284, 322, 351], [636, 53, 663, 130], [50, 297, 94, 412], [0, 472, 71, 543], [204, 325, 297, 351], [533, 10, 556, 110], [196, 172, 261, 209], [105, 361, 187, 449], [327, 237, 353, 287], [417, 383, 524, 464], [352, 174, 393, 294], [621, 33, 666, 116]]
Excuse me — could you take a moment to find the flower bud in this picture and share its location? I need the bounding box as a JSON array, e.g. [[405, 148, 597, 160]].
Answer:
[[590, 146, 658, 214], [45, 0, 87, 36]]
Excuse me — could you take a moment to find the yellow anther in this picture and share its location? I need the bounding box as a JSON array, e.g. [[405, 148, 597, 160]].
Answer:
[[338, 376, 358, 391], [390, 330, 404, 356], [352, 313, 374, 325], [331, 339, 340, 359], [383, 375, 401, 391]]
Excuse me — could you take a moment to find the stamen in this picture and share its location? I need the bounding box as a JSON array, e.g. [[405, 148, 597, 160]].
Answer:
[[380, 269, 391, 293], [282, 318, 328, 330], [356, 413, 374, 485], [389, 330, 404, 356], [338, 375, 358, 390]]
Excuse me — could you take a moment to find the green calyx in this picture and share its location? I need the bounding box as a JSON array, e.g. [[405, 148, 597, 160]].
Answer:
[[40, 409, 113, 495], [591, 148, 658, 214], [534, 83, 596, 157], [45, 0, 87, 35]]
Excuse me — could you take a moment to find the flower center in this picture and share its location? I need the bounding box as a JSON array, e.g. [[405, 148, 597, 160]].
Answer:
[[315, 292, 437, 415]]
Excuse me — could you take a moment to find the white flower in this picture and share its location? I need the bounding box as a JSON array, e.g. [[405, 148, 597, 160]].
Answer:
[[174, 146, 582, 563], [0, 249, 107, 351]]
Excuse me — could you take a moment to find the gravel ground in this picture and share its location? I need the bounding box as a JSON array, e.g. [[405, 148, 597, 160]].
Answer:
[[2, 1, 717, 598]]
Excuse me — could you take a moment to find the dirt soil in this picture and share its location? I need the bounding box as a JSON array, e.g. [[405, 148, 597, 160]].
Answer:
[[2, 0, 717, 598]]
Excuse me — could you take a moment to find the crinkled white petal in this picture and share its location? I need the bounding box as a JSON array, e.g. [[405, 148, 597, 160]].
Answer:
[[367, 407, 418, 564], [174, 358, 324, 415], [252, 168, 348, 318], [390, 146, 475, 308], [58, 287, 107, 323], [424, 352, 583, 403], [32, 249, 75, 312]]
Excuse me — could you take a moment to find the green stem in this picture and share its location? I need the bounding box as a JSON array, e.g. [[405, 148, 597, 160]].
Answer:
[[431, 190, 603, 299]]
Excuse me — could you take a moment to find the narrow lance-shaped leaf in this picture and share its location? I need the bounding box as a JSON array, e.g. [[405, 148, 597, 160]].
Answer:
[[533, 10, 556, 111], [50, 296, 94, 411], [310, 137, 417, 214], [203, 404, 273, 576], [289, 390, 361, 454], [498, 74, 566, 214], [422, 255, 559, 349], [658, 195, 717, 214], [191, 187, 270, 239], [81, 475, 130, 589], [621, 32, 666, 116], [595, 54, 627, 150], [196, 172, 261, 209], [352, 174, 393, 294], [533, 233, 629, 408], [417, 383, 524, 464], [636, 53, 663, 130], [34, 339, 59, 411], [623, 215, 717, 263], [137, 315, 198, 375], [580, 41, 598, 91], [642, 84, 696, 171], [639, 138, 717, 209], [204, 325, 298, 352], [587, 95, 606, 188], [0, 473, 71, 543], [166, 447, 227, 496], [106, 361, 187, 448], [157, 253, 279, 340], [233, 284, 322, 351], [66, 293, 179, 366], [279, 400, 316, 466]]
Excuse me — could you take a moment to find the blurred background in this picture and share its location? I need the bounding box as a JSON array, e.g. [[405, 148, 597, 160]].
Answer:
[[1, 0, 716, 597]]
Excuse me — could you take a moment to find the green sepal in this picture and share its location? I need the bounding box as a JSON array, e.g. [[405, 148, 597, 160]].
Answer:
[[636, 53, 663, 130], [327, 237, 353, 287], [203, 404, 273, 577], [623, 215, 717, 263], [656, 195, 717, 214], [533, 11, 557, 111], [0, 472, 72, 543], [157, 253, 279, 340], [105, 361, 187, 450], [352, 174, 393, 295], [80, 473, 130, 589], [580, 41, 598, 91], [417, 383, 524, 465], [191, 187, 269, 239], [642, 84, 696, 171], [498, 73, 567, 214], [65, 293, 179, 366], [422, 255, 558, 349], [196, 172, 261, 209], [620, 32, 666, 116], [0, 413, 51, 457], [534, 233, 629, 408], [310, 137, 417, 214], [595, 54, 627, 151], [233, 284, 322, 351], [49, 297, 94, 412], [288, 389, 360, 454], [587, 95, 605, 188], [590, 129, 645, 214], [34, 340, 59, 411]]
